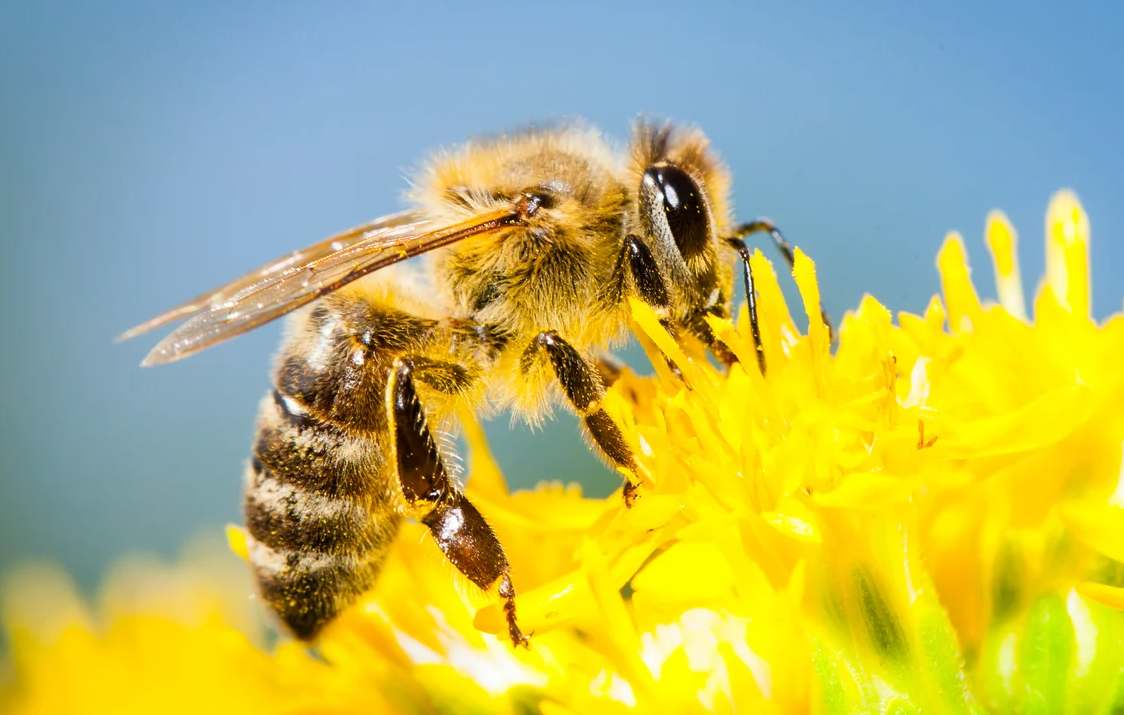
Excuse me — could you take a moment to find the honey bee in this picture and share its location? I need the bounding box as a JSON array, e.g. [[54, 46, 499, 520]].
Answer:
[[120, 121, 831, 648]]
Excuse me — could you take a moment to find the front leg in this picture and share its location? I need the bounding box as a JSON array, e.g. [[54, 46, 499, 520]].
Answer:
[[522, 332, 645, 507], [603, 234, 694, 379], [726, 219, 837, 376], [387, 358, 528, 648], [725, 237, 768, 375]]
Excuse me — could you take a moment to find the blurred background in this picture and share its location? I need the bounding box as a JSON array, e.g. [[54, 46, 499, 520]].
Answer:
[[2, 0, 1122, 595]]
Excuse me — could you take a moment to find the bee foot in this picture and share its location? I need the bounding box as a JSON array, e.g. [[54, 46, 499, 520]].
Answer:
[[623, 480, 641, 508], [499, 575, 530, 649]]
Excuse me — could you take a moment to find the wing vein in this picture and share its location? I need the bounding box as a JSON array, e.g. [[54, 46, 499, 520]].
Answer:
[[121, 205, 524, 366]]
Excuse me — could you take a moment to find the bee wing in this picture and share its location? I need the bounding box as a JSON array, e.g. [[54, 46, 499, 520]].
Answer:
[[126, 204, 526, 366], [117, 210, 422, 343]]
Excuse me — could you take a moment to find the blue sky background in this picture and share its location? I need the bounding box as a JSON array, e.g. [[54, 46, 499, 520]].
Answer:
[[2, 0, 1122, 589]]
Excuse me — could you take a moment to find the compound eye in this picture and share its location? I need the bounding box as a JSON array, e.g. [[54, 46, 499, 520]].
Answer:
[[641, 164, 711, 260]]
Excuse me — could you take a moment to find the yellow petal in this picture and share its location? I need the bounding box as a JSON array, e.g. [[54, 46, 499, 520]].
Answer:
[[748, 249, 796, 364], [474, 573, 596, 636], [812, 472, 914, 509], [629, 298, 709, 392], [985, 210, 1027, 321], [1075, 582, 1124, 611], [941, 386, 1094, 457], [937, 232, 982, 332], [225, 524, 248, 562], [1058, 503, 1124, 563], [793, 248, 830, 347], [1045, 189, 1091, 317], [460, 407, 509, 500], [762, 496, 823, 543], [614, 494, 684, 532], [631, 541, 736, 601], [924, 294, 948, 331]]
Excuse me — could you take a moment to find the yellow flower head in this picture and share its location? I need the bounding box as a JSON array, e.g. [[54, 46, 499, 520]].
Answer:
[[5, 191, 1124, 714]]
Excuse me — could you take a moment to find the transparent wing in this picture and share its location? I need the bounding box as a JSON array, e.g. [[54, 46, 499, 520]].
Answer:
[[117, 210, 421, 343], [123, 205, 525, 366]]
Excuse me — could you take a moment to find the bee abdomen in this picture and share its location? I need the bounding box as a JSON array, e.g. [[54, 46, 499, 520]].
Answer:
[[245, 387, 400, 640], [252, 389, 377, 499], [245, 533, 395, 641], [244, 457, 392, 556]]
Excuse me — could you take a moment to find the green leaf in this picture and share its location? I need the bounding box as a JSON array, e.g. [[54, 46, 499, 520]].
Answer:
[[1021, 592, 1075, 715]]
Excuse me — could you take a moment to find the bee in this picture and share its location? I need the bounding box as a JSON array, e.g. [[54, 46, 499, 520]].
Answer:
[[120, 121, 831, 648]]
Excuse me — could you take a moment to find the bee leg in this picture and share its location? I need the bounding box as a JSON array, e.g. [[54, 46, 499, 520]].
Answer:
[[388, 358, 529, 648], [724, 237, 768, 375], [621, 234, 672, 312], [728, 219, 836, 346], [626, 235, 689, 378], [405, 355, 477, 395], [523, 332, 645, 508], [593, 351, 625, 388], [608, 234, 688, 380], [617, 231, 737, 371]]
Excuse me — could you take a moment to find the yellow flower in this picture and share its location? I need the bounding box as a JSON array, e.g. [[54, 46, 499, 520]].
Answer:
[[5, 191, 1124, 714]]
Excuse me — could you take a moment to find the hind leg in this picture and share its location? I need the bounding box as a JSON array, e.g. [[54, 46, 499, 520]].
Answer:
[[387, 357, 528, 648]]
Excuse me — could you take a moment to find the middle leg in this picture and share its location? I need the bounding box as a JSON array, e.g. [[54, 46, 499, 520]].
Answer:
[[522, 331, 646, 507]]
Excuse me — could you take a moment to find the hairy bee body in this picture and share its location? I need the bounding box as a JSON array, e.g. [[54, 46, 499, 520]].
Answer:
[[243, 128, 648, 636], [127, 121, 826, 644], [417, 127, 635, 417], [244, 271, 429, 638]]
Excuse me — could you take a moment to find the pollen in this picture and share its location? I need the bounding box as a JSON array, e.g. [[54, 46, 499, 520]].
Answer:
[[5, 191, 1124, 714]]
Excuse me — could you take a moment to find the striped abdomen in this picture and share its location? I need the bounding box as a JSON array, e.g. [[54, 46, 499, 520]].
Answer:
[[242, 300, 422, 640]]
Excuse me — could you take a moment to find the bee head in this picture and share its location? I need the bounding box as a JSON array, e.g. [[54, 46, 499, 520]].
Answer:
[[630, 121, 734, 324]]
